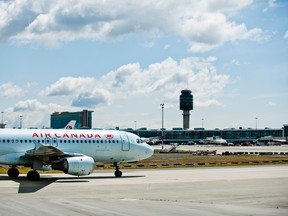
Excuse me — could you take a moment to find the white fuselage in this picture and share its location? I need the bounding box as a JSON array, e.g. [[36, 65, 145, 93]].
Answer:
[[0, 129, 154, 166]]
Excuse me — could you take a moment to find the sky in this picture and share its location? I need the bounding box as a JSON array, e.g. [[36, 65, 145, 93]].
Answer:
[[0, 0, 287, 130]]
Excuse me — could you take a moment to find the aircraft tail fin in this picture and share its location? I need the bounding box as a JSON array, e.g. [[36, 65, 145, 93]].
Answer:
[[64, 120, 76, 129]]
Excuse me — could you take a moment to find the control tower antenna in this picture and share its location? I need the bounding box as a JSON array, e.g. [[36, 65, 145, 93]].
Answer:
[[179, 90, 193, 130]]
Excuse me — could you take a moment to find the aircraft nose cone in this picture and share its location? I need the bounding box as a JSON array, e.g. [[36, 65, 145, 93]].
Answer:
[[146, 145, 154, 157]]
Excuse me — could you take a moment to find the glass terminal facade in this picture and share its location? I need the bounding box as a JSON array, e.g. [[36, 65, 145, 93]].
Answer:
[[126, 126, 286, 144], [50, 110, 93, 129]]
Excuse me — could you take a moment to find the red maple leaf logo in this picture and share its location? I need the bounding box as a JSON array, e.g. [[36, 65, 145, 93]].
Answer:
[[105, 134, 114, 139]]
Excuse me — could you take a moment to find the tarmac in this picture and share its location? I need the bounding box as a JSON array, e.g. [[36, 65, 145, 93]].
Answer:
[[0, 165, 288, 216]]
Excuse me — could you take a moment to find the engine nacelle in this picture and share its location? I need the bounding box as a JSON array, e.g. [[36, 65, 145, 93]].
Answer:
[[52, 156, 94, 176]]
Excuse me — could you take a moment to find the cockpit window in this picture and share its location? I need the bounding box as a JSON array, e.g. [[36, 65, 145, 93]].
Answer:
[[136, 138, 144, 144]]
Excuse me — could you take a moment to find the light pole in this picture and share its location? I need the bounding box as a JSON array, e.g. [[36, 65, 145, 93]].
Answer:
[[160, 104, 164, 148], [134, 121, 137, 130], [1, 112, 4, 128], [20, 115, 23, 129], [255, 117, 258, 130], [202, 118, 204, 128]]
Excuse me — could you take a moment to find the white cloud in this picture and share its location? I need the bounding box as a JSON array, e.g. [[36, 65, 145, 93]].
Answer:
[[71, 89, 111, 108], [13, 99, 46, 112], [40, 77, 97, 96], [179, 12, 265, 52], [3, 56, 229, 128], [5, 100, 48, 128], [0, 82, 23, 98], [204, 0, 253, 13], [41, 57, 229, 109], [7, 99, 79, 128], [40, 77, 112, 108], [0, 0, 266, 52]]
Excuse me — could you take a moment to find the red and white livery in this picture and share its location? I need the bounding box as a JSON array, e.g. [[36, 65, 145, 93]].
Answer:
[[0, 128, 154, 181]]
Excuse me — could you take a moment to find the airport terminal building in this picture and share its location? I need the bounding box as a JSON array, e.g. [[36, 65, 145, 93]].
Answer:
[[50, 110, 93, 129], [48, 95, 287, 144], [125, 125, 288, 144]]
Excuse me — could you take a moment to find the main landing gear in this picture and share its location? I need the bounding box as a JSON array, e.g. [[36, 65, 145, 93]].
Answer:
[[113, 162, 122, 177], [27, 170, 40, 181], [7, 166, 40, 181], [7, 166, 19, 178]]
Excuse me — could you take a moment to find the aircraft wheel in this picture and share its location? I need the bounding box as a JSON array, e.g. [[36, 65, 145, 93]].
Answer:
[[8, 168, 19, 178], [27, 170, 40, 181], [114, 170, 122, 177]]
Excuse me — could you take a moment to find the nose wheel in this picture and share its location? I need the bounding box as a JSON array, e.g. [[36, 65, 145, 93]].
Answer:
[[113, 162, 122, 177]]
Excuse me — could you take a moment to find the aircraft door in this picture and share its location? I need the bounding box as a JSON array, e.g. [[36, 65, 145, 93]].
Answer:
[[52, 138, 58, 147], [120, 134, 130, 151], [45, 138, 51, 145]]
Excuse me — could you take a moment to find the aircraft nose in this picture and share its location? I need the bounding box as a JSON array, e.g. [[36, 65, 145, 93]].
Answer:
[[145, 144, 154, 157]]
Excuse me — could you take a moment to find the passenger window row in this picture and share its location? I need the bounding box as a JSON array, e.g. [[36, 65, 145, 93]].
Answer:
[[1, 139, 120, 144]]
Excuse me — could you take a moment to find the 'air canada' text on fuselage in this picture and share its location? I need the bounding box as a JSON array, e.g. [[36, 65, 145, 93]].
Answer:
[[31, 132, 113, 139]]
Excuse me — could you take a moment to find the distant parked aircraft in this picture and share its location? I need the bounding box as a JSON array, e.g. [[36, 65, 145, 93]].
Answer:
[[203, 136, 228, 145]]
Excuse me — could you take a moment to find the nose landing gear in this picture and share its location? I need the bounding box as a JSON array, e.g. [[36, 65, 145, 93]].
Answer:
[[113, 162, 122, 177]]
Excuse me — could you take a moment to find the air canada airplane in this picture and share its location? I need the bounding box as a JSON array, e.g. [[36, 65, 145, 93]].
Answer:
[[0, 128, 154, 181]]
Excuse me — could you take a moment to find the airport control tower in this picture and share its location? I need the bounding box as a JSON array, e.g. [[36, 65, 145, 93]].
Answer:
[[180, 89, 193, 129]]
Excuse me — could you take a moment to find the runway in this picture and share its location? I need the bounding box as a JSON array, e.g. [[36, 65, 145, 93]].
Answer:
[[0, 165, 288, 216]]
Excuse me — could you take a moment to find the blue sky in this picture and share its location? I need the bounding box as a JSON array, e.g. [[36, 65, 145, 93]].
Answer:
[[0, 0, 287, 130]]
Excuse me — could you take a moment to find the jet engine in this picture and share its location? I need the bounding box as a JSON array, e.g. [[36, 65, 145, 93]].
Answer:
[[52, 156, 94, 176]]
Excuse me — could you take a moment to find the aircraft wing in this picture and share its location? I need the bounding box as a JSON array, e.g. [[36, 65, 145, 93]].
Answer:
[[24, 142, 82, 163], [26, 142, 64, 156]]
